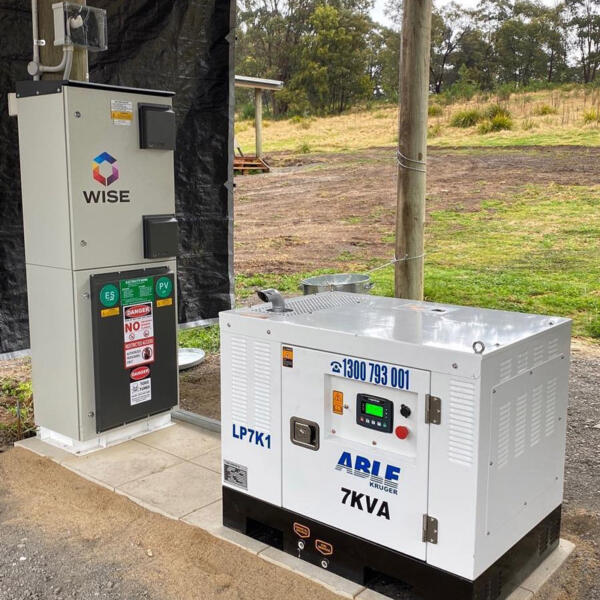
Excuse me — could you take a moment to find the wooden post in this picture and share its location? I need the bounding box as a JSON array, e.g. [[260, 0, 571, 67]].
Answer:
[[394, 0, 432, 300], [37, 0, 88, 81], [255, 88, 263, 158]]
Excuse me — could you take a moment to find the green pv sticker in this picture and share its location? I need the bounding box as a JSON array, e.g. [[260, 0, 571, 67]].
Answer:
[[99, 284, 119, 308], [120, 276, 154, 306], [155, 276, 173, 298]]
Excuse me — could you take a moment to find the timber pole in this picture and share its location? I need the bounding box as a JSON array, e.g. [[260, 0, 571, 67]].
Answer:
[[37, 0, 88, 81], [255, 88, 263, 158], [394, 0, 432, 300]]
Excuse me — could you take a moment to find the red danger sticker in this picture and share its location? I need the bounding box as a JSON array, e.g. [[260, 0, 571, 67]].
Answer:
[[125, 304, 152, 318], [130, 366, 150, 381], [123, 302, 154, 369]]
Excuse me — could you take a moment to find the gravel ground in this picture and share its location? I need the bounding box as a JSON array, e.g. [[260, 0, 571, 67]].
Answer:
[[0, 463, 157, 600], [549, 344, 600, 600], [0, 525, 156, 600], [0, 448, 341, 600]]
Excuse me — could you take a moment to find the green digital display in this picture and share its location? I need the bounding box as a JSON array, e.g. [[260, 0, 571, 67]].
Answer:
[[364, 403, 384, 418]]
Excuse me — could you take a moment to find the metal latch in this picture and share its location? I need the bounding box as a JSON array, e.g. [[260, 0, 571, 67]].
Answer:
[[290, 417, 320, 451], [423, 515, 438, 544], [425, 395, 441, 425]]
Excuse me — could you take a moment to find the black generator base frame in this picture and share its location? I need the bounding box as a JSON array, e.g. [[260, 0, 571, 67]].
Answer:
[[223, 487, 561, 600]]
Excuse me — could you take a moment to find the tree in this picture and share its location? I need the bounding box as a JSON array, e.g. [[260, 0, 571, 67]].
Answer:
[[378, 26, 402, 100], [236, 0, 317, 114], [429, 3, 471, 93], [450, 26, 496, 90], [493, 2, 568, 86], [565, 0, 600, 82], [291, 4, 372, 113]]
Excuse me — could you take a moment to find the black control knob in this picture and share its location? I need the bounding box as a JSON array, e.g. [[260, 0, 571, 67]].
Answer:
[[400, 404, 411, 418]]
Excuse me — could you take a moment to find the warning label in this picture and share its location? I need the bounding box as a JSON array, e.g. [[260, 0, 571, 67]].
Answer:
[[282, 346, 294, 368], [223, 461, 248, 490], [111, 99, 133, 126], [123, 302, 154, 368], [130, 377, 151, 406]]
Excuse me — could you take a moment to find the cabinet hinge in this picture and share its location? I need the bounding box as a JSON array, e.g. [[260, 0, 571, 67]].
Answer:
[[422, 514, 439, 544], [425, 394, 441, 425]]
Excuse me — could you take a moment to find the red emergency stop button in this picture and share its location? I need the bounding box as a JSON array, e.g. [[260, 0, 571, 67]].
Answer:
[[395, 425, 409, 439]]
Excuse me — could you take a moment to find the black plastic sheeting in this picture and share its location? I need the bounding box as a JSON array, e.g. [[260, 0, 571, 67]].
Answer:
[[0, 1, 234, 356]]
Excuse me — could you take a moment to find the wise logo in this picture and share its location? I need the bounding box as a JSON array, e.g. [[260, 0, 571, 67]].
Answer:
[[84, 151, 130, 204], [92, 151, 119, 186], [335, 451, 400, 495]]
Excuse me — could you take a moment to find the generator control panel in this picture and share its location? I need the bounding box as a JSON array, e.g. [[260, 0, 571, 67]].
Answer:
[[356, 393, 393, 432]]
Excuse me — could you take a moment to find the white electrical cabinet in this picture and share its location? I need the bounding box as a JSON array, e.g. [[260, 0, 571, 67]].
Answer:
[[14, 81, 179, 451], [220, 292, 570, 599]]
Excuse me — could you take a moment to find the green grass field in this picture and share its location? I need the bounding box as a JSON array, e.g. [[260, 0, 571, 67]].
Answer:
[[181, 182, 600, 353]]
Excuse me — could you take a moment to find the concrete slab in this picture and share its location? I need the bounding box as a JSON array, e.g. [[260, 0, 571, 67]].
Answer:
[[333, 581, 535, 600], [136, 421, 219, 461], [259, 547, 366, 599], [182, 499, 224, 532], [62, 440, 181, 488], [117, 461, 221, 519], [63, 466, 117, 492], [14, 437, 73, 463], [214, 526, 270, 555], [14, 425, 576, 600], [507, 589, 534, 600], [183, 500, 269, 555], [519, 539, 575, 594], [190, 447, 221, 473]]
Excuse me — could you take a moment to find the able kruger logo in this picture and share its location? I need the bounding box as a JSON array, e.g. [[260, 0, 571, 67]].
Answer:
[[84, 152, 130, 204]]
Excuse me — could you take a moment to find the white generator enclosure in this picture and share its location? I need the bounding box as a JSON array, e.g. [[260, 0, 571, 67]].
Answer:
[[220, 293, 570, 599], [13, 81, 179, 451]]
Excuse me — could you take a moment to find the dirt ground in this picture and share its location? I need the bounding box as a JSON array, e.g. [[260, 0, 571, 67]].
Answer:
[[234, 146, 600, 273], [179, 354, 221, 421], [0, 448, 343, 600]]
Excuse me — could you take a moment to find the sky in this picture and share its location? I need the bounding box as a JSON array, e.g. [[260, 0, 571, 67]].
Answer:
[[371, 0, 478, 29], [371, 0, 559, 28], [371, 0, 395, 28]]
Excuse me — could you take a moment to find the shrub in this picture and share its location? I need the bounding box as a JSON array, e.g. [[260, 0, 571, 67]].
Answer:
[[450, 109, 483, 128], [289, 115, 313, 129], [445, 66, 479, 101], [587, 316, 600, 338], [496, 84, 514, 102], [484, 104, 511, 119], [559, 83, 577, 93], [428, 123, 442, 137], [583, 109, 600, 124], [521, 118, 535, 131], [533, 104, 557, 116], [478, 114, 513, 134], [240, 103, 255, 121], [428, 104, 443, 117], [298, 141, 311, 154]]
